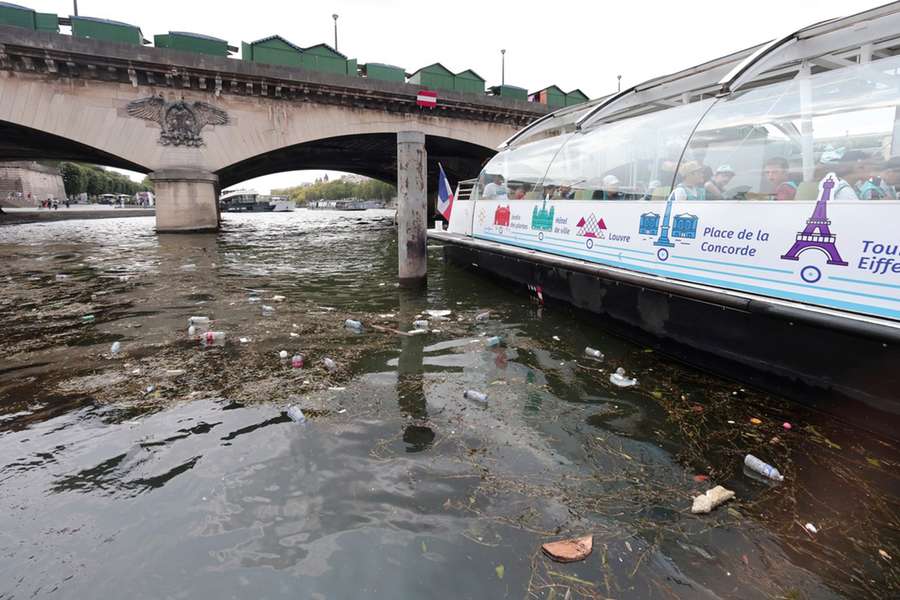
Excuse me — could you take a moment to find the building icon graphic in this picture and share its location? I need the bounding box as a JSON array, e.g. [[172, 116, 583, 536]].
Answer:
[[576, 213, 607, 237], [639, 212, 660, 235], [494, 205, 511, 226], [653, 192, 677, 248], [531, 199, 555, 231], [672, 213, 699, 239], [781, 174, 848, 266]]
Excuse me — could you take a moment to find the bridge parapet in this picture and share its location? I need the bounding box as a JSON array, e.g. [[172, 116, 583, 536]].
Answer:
[[0, 25, 548, 128]]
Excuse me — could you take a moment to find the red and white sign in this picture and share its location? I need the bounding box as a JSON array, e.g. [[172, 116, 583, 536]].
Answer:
[[416, 90, 437, 108]]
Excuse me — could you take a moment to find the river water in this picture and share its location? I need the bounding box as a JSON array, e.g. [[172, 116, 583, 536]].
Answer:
[[0, 210, 897, 599]]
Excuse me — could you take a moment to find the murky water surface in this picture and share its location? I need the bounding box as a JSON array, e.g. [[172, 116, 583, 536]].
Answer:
[[0, 210, 897, 599]]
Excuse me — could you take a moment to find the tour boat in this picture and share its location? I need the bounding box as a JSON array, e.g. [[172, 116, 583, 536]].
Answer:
[[431, 3, 900, 423]]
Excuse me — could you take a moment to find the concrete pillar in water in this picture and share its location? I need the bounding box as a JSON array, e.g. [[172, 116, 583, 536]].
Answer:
[[396, 131, 427, 285], [149, 169, 219, 233]]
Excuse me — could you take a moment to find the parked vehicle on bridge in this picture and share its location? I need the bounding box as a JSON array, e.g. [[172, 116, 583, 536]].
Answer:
[[433, 3, 900, 424]]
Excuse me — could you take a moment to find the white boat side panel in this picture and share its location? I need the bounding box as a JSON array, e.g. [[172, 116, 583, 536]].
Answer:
[[448, 200, 474, 235], [471, 195, 900, 322]]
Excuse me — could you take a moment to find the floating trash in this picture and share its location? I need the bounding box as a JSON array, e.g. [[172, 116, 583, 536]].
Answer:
[[110, 341, 121, 355], [286, 405, 306, 424], [426, 309, 451, 318], [691, 485, 735, 514], [291, 354, 304, 369], [261, 305, 275, 316], [412, 319, 429, 330], [609, 367, 637, 387], [486, 336, 502, 347], [541, 534, 593, 563], [744, 454, 784, 482], [278, 350, 288, 360], [750, 417, 762, 425], [474, 311, 491, 321], [81, 314, 95, 323], [201, 331, 226, 347], [584, 346, 603, 359], [463, 390, 487, 403], [783, 422, 793, 430], [248, 296, 261, 304], [272, 295, 286, 302], [322, 357, 337, 372], [344, 319, 364, 332], [187, 316, 210, 328], [805, 523, 818, 534], [406, 329, 427, 336], [144, 385, 155, 394], [239, 337, 250, 344]]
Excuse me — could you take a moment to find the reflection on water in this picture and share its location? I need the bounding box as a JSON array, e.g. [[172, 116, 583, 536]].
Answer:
[[0, 210, 897, 599]]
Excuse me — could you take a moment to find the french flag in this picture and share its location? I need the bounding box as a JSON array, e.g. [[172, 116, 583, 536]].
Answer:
[[437, 163, 454, 221]]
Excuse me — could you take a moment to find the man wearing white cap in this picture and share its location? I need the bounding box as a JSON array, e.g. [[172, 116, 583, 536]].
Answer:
[[594, 174, 624, 200], [704, 164, 735, 200]]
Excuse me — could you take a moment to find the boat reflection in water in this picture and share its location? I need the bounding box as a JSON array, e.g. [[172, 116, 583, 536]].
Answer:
[[432, 4, 900, 429], [219, 189, 295, 212]]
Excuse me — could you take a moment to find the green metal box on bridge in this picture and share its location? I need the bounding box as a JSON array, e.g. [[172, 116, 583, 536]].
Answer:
[[408, 63, 455, 92], [0, 2, 34, 29], [454, 69, 486, 95], [34, 12, 57, 32], [488, 84, 528, 102], [531, 85, 567, 109], [242, 36, 356, 76], [71, 15, 143, 45], [242, 35, 305, 68], [154, 31, 230, 57], [300, 44, 357, 77], [565, 88, 589, 106], [0, 2, 55, 31], [361, 63, 405, 83]]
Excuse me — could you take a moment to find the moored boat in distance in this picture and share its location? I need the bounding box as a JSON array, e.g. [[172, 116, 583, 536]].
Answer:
[[431, 3, 900, 428], [220, 189, 295, 212]]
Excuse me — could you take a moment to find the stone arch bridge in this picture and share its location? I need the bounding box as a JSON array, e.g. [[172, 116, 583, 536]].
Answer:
[[0, 26, 546, 231]]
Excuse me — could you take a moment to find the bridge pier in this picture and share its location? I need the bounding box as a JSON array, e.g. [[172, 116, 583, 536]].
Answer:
[[149, 169, 220, 233], [397, 131, 427, 286]]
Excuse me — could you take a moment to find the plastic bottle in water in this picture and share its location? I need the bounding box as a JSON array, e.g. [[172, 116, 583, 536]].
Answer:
[[322, 357, 337, 372], [201, 331, 226, 347], [188, 316, 210, 329], [278, 350, 288, 360], [110, 341, 121, 355], [248, 296, 261, 304], [344, 319, 363, 332], [291, 354, 304, 368], [486, 336, 502, 347], [261, 305, 275, 316], [286, 405, 306, 424], [585, 347, 604, 359], [475, 311, 491, 322], [744, 454, 784, 482], [412, 319, 429, 330], [464, 390, 487, 403]]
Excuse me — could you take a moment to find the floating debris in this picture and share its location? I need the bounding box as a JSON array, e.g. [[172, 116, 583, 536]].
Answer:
[[426, 309, 451, 318], [475, 311, 491, 321], [286, 405, 306, 424], [783, 422, 793, 430], [744, 454, 784, 482], [805, 523, 818, 534], [110, 341, 121, 355], [486, 336, 502, 347], [750, 417, 762, 425], [584, 346, 603, 359], [272, 295, 286, 302], [412, 319, 429, 330], [278, 350, 288, 360], [463, 390, 487, 403], [691, 485, 735, 514], [81, 314, 95, 323], [609, 367, 637, 387], [200, 331, 226, 347], [322, 357, 337, 372], [541, 534, 593, 563], [344, 319, 364, 332], [291, 354, 304, 369]]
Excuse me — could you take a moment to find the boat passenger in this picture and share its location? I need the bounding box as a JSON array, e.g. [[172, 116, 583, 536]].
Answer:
[[669, 161, 706, 201], [763, 157, 798, 200], [592, 174, 624, 200], [858, 157, 899, 200], [828, 150, 865, 200], [704, 164, 735, 200], [557, 185, 576, 199], [482, 174, 509, 200]]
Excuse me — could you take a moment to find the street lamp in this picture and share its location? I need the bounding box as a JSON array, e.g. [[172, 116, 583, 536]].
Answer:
[[501, 49, 506, 85], [332, 14, 339, 51], [617, 74, 622, 92], [73, 0, 78, 16]]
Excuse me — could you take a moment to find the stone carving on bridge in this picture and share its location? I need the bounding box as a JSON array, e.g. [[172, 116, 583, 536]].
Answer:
[[126, 96, 228, 147]]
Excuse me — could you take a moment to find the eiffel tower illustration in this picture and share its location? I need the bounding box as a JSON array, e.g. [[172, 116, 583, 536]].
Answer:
[[781, 174, 848, 265]]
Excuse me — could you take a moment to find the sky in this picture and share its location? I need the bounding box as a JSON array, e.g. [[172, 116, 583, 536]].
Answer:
[[23, 0, 886, 192]]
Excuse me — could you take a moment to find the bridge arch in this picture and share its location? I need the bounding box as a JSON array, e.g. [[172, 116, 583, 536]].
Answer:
[[216, 133, 495, 191]]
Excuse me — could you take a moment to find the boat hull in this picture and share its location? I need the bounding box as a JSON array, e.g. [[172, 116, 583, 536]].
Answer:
[[437, 234, 900, 433]]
